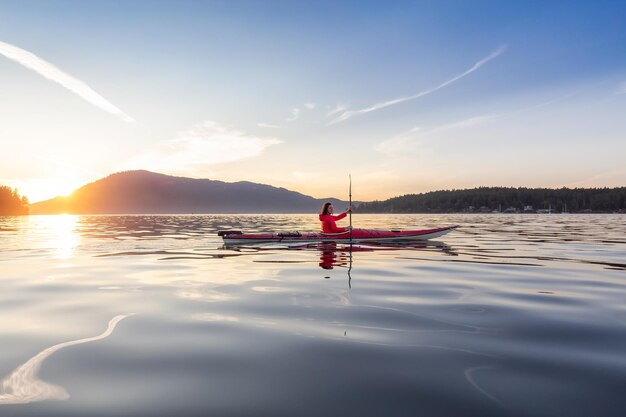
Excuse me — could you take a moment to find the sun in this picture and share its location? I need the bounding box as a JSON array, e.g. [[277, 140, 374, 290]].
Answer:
[[23, 178, 83, 203]]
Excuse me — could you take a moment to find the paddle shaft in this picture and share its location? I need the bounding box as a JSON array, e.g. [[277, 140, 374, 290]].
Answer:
[[349, 175, 352, 242], [348, 174, 353, 284]]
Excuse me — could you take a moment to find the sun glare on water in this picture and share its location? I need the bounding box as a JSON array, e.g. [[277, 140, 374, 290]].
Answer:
[[44, 215, 79, 259]]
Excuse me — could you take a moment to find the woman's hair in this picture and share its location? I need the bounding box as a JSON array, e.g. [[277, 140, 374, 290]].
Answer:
[[320, 202, 332, 215]]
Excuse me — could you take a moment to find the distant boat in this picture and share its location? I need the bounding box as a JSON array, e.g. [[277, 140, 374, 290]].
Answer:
[[537, 204, 552, 214]]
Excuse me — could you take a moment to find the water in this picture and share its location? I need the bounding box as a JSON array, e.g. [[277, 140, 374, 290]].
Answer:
[[1, 214, 625, 417]]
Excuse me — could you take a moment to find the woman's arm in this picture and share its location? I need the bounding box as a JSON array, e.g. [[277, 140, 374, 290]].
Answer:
[[331, 212, 347, 221]]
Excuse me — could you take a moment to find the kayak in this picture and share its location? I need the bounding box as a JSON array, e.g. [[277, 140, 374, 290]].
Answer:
[[218, 225, 457, 243]]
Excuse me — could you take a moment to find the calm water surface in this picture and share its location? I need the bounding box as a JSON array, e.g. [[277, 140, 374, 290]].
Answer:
[[1, 214, 625, 417]]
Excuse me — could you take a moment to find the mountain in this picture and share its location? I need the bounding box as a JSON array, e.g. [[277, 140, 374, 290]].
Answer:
[[29, 170, 349, 214]]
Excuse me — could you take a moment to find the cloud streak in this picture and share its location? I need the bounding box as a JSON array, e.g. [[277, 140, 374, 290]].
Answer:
[[257, 122, 283, 129], [124, 120, 282, 175], [375, 92, 571, 157], [0, 40, 134, 122], [286, 108, 300, 121], [330, 45, 507, 124], [327, 103, 348, 117], [376, 114, 496, 156]]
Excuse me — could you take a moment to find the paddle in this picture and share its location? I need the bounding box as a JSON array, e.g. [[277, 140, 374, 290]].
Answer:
[[348, 175, 353, 288], [349, 174, 352, 243]]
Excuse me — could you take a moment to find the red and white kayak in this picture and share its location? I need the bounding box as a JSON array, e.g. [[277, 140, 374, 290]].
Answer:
[[218, 225, 457, 243]]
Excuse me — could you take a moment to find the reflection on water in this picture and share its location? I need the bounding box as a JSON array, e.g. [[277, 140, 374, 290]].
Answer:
[[48, 215, 79, 259], [0, 214, 625, 416], [0, 315, 132, 405], [319, 242, 350, 269], [224, 240, 457, 270]]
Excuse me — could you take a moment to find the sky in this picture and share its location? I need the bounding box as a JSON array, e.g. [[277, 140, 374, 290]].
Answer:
[[1, 0, 625, 203]]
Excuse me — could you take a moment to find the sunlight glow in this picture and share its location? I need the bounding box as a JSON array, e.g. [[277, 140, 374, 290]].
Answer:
[[46, 215, 79, 259], [7, 177, 84, 204]]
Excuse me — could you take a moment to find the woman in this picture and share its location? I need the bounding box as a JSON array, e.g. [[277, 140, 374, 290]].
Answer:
[[319, 202, 352, 233]]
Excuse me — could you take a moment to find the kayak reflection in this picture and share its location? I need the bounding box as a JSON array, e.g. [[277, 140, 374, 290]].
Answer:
[[315, 240, 457, 270], [223, 239, 457, 271]]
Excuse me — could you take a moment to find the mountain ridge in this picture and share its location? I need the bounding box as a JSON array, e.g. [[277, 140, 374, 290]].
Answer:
[[29, 170, 350, 214]]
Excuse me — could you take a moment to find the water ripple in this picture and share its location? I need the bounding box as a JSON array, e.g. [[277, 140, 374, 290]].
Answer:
[[0, 314, 133, 405], [1, 214, 625, 416]]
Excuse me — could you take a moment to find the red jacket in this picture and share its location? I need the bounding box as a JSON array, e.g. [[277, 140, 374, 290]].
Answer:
[[319, 212, 347, 233]]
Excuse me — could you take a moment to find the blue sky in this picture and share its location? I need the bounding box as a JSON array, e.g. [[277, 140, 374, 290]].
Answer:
[[1, 0, 625, 201]]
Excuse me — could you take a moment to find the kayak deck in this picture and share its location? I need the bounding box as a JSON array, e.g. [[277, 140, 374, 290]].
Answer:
[[219, 225, 458, 243]]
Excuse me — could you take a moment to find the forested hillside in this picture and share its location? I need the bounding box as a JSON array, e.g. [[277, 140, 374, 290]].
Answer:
[[356, 187, 626, 213], [0, 186, 29, 215]]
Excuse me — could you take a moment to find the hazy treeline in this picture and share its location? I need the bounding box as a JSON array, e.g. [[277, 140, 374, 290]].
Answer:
[[0, 186, 29, 215], [356, 187, 626, 213]]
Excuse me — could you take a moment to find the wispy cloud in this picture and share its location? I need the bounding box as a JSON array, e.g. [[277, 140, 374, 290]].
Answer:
[[506, 92, 576, 116], [429, 115, 496, 132], [330, 45, 507, 124], [257, 122, 283, 129], [284, 103, 316, 123], [616, 81, 626, 95], [375, 90, 573, 157], [327, 103, 348, 117], [376, 115, 496, 156], [375, 135, 413, 156], [563, 166, 626, 188], [0, 40, 134, 122], [286, 108, 300, 121], [124, 121, 282, 175]]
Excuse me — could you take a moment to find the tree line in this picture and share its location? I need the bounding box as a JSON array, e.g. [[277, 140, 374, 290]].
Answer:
[[355, 187, 626, 213], [0, 186, 29, 215]]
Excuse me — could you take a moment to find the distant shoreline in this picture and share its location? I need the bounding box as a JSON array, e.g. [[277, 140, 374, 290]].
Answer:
[[356, 187, 626, 215], [3, 171, 625, 216], [17, 211, 626, 216]]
